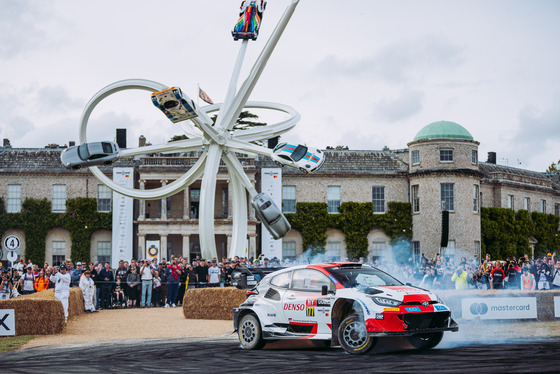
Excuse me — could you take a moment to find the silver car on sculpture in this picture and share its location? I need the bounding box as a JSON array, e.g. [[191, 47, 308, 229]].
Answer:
[[61, 141, 120, 170], [252, 193, 291, 240]]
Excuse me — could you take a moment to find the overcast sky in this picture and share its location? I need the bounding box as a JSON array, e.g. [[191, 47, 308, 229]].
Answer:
[[1, 0, 559, 172]]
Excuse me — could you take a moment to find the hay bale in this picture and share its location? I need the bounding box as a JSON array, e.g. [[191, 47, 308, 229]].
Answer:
[[0, 287, 86, 335], [182, 288, 246, 320]]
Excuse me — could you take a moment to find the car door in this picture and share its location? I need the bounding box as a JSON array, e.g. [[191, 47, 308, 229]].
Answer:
[[282, 268, 335, 339]]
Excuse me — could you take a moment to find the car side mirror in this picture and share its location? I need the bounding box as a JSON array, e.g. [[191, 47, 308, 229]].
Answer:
[[321, 285, 328, 295]]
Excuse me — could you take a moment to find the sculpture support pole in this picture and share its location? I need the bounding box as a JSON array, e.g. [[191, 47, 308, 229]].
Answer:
[[199, 143, 223, 260]]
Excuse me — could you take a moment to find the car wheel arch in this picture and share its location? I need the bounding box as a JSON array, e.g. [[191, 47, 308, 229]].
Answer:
[[330, 298, 357, 347]]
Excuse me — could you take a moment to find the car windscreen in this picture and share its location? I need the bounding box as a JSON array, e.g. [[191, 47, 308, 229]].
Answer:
[[324, 266, 403, 288], [101, 142, 114, 154], [78, 144, 90, 161], [291, 145, 308, 162]]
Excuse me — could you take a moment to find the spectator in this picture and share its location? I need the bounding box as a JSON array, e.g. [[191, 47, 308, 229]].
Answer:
[[50, 264, 71, 325], [536, 262, 552, 290], [140, 259, 155, 308], [159, 263, 167, 307], [520, 267, 536, 291], [113, 279, 126, 308], [20, 265, 36, 295], [208, 259, 221, 287], [152, 271, 162, 307], [34, 269, 49, 292], [165, 259, 182, 307], [71, 262, 84, 287], [196, 259, 209, 288], [505, 262, 520, 289], [98, 262, 114, 309], [45, 267, 55, 289], [185, 265, 197, 290], [115, 260, 128, 302], [80, 270, 98, 313], [490, 261, 505, 289], [551, 262, 560, 290], [177, 259, 189, 305], [126, 267, 141, 308], [1, 273, 13, 300], [451, 265, 468, 290], [223, 262, 233, 287], [420, 268, 437, 289]]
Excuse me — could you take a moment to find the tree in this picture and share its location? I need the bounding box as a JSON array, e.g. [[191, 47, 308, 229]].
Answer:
[[546, 160, 559, 172], [210, 110, 267, 130], [169, 134, 189, 142]]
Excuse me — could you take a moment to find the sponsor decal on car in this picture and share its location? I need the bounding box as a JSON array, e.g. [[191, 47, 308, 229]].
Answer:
[[434, 305, 449, 311], [284, 303, 305, 311], [405, 306, 421, 313], [306, 307, 315, 317], [267, 313, 277, 317], [358, 299, 371, 316], [306, 298, 316, 307], [327, 274, 339, 284], [383, 307, 400, 312], [316, 307, 329, 315], [317, 298, 331, 307]]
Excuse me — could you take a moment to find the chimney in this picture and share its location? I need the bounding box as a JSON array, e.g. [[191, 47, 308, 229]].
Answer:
[[267, 136, 279, 149], [139, 135, 146, 147], [116, 128, 127, 149], [487, 152, 496, 164], [69, 141, 75, 147]]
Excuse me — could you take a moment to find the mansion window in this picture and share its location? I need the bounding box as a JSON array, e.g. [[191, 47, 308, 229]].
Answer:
[[524, 197, 531, 212], [97, 184, 112, 212], [282, 241, 297, 260], [372, 186, 385, 213], [7, 184, 22, 213], [441, 183, 454, 211], [326, 241, 341, 261], [411, 185, 419, 213], [282, 186, 296, 213], [52, 241, 66, 266], [541, 199, 547, 213], [472, 150, 478, 164], [555, 203, 560, 217], [328, 186, 341, 214], [473, 185, 480, 213], [440, 149, 453, 162], [52, 184, 66, 212], [97, 241, 111, 265], [412, 150, 420, 165], [507, 194, 514, 210]]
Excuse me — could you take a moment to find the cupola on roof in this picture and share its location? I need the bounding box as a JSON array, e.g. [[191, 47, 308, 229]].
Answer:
[[413, 120, 474, 141]]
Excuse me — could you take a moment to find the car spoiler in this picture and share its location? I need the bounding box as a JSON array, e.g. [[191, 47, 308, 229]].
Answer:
[[231, 267, 284, 289]]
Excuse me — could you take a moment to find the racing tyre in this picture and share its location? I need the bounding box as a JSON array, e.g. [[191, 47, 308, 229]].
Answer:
[[338, 315, 375, 355], [238, 313, 265, 350], [408, 332, 444, 350]]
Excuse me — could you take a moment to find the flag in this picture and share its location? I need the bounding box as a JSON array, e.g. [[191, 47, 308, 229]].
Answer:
[[198, 86, 214, 105]]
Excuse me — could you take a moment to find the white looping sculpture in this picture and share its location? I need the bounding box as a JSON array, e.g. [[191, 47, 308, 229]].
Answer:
[[79, 0, 301, 260]]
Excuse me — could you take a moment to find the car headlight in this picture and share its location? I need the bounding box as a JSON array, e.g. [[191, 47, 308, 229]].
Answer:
[[371, 297, 402, 307]]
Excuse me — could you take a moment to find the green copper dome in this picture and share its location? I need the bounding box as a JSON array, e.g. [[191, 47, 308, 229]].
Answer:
[[413, 121, 474, 141]]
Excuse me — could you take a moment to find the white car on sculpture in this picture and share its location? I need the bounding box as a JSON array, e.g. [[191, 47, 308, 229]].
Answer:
[[271, 143, 325, 173], [233, 263, 458, 354]]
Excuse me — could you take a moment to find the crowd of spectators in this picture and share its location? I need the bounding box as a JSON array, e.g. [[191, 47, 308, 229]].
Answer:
[[1, 251, 560, 305]]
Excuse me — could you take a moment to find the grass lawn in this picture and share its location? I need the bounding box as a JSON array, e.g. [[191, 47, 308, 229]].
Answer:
[[0, 336, 35, 352]]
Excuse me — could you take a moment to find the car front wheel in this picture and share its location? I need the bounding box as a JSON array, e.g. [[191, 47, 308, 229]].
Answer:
[[338, 314, 375, 355], [407, 332, 444, 350], [238, 313, 265, 350]]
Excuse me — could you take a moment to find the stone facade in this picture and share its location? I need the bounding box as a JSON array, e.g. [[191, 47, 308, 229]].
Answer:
[[2, 122, 560, 264]]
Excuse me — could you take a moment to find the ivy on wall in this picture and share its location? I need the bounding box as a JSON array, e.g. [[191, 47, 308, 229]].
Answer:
[[0, 197, 111, 265], [480, 207, 560, 259], [286, 201, 413, 260]]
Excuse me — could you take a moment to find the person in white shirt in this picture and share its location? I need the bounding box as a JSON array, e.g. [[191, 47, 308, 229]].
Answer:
[[140, 260, 155, 307], [79, 270, 97, 313], [208, 260, 221, 287], [50, 264, 71, 324]]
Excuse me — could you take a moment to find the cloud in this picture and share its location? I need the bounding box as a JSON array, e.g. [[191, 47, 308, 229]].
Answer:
[[373, 89, 424, 122], [0, 1, 52, 58], [315, 35, 464, 84], [510, 93, 560, 167], [34, 86, 83, 113]]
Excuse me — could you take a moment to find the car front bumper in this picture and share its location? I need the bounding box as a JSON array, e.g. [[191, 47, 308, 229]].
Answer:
[[365, 311, 459, 337]]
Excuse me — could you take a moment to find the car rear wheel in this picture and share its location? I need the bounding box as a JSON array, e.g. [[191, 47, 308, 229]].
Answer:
[[273, 161, 284, 167], [408, 332, 444, 350], [338, 314, 375, 355], [238, 313, 265, 350]]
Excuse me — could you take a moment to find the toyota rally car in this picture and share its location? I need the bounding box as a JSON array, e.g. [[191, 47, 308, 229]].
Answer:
[[233, 263, 458, 354]]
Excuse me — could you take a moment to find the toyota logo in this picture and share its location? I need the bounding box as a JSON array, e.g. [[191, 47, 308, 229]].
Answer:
[[422, 301, 429, 308], [470, 302, 488, 315]]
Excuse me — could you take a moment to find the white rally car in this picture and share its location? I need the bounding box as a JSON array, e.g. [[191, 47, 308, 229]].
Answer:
[[233, 263, 458, 354]]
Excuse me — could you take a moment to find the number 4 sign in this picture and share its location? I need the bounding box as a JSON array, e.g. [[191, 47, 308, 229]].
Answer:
[[3, 236, 20, 251]]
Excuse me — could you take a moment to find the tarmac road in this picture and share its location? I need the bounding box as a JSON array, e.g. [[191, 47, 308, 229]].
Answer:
[[2, 336, 559, 374]]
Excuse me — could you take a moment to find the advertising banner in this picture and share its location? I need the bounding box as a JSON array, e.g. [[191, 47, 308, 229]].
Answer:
[[260, 168, 283, 260], [146, 240, 161, 263], [555, 297, 560, 318], [112, 168, 134, 268], [0, 309, 15, 336], [462, 297, 537, 320]]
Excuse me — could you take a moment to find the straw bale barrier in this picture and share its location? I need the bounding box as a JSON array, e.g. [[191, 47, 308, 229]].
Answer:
[[0, 288, 85, 335], [183, 288, 246, 320]]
